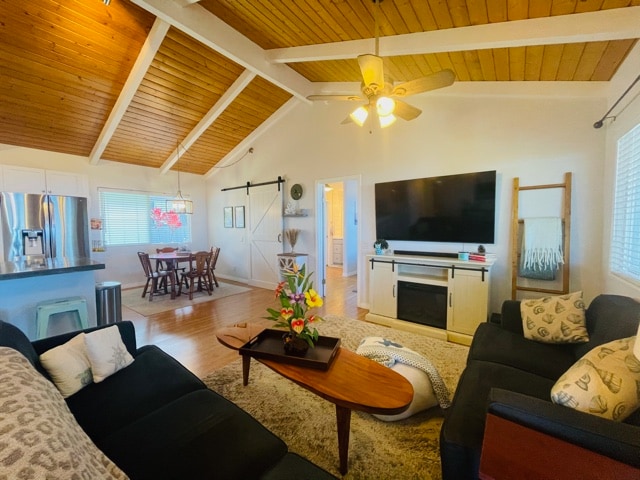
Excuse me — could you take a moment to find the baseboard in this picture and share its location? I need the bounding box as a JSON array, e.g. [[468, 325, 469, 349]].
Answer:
[[364, 313, 448, 342]]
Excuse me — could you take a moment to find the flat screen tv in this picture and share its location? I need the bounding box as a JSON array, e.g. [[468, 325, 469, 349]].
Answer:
[[375, 170, 496, 244]]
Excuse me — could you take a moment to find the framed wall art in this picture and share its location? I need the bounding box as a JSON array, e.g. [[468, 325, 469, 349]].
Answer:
[[234, 206, 245, 228], [223, 207, 233, 228]]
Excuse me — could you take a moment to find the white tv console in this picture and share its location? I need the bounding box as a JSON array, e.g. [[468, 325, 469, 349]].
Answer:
[[365, 253, 496, 346]]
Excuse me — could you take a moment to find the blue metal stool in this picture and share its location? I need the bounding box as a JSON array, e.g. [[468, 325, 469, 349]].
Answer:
[[36, 297, 89, 339]]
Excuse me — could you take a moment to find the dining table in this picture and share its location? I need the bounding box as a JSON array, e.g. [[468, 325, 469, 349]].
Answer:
[[148, 252, 192, 296]]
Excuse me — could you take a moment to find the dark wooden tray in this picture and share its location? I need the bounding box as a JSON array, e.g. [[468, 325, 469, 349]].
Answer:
[[239, 329, 341, 370]]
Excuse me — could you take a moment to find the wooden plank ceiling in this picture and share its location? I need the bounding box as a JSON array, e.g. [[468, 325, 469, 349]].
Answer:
[[0, 0, 638, 176]]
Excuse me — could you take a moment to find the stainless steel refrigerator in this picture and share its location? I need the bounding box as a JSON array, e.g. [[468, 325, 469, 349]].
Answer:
[[0, 192, 90, 262]]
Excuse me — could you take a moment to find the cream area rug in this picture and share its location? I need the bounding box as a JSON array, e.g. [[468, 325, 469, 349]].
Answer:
[[203, 315, 469, 480], [121, 282, 251, 316]]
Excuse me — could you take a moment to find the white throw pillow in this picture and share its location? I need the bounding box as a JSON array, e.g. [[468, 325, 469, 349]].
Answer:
[[40, 333, 93, 398], [551, 336, 640, 421], [520, 291, 589, 344], [84, 326, 134, 383]]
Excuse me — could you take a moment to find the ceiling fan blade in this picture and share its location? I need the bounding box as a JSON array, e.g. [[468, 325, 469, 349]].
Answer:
[[307, 95, 363, 102], [393, 100, 422, 121], [358, 54, 384, 91], [391, 69, 455, 97]]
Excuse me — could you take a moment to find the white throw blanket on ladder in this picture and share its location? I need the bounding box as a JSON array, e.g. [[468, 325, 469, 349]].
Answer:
[[522, 217, 564, 273]]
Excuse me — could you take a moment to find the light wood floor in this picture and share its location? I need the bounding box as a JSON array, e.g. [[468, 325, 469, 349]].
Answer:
[[122, 267, 367, 378]]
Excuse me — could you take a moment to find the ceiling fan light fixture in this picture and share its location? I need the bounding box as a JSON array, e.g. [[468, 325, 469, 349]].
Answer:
[[379, 113, 397, 129], [350, 106, 369, 126], [376, 96, 395, 116]]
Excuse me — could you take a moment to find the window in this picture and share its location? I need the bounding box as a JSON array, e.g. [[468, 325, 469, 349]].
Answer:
[[611, 123, 640, 283], [99, 189, 192, 246]]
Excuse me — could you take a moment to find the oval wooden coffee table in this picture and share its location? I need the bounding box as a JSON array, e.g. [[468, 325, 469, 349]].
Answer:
[[216, 323, 413, 475]]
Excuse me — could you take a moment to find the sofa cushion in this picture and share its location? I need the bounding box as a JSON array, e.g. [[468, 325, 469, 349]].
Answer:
[[574, 295, 640, 359], [0, 320, 39, 367], [551, 336, 640, 421], [520, 291, 589, 344], [0, 347, 128, 479], [99, 389, 289, 480], [441, 360, 556, 449], [469, 323, 575, 380], [260, 453, 337, 480], [39, 332, 93, 397], [66, 344, 205, 441], [84, 325, 134, 382]]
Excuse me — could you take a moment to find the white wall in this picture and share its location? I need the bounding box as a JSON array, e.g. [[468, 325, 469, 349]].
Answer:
[[207, 86, 608, 314], [0, 148, 209, 288]]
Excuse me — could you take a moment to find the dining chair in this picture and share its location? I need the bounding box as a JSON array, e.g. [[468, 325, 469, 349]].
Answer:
[[209, 247, 220, 288], [178, 251, 213, 300], [138, 252, 175, 301]]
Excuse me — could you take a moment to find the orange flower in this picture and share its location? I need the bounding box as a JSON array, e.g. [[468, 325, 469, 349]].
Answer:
[[275, 281, 286, 298], [290, 318, 305, 334], [280, 308, 294, 320]]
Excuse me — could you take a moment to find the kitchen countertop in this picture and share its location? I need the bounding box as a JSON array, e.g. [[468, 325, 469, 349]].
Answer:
[[0, 257, 105, 280]]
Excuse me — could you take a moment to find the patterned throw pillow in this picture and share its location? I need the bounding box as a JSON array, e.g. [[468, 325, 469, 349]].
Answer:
[[551, 336, 640, 421], [0, 347, 129, 479], [84, 325, 134, 383], [520, 291, 589, 344], [40, 332, 93, 398]]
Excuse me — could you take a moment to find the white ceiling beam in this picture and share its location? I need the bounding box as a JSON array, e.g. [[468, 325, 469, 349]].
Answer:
[[267, 7, 640, 63], [89, 18, 170, 165], [205, 97, 300, 179], [160, 69, 257, 174], [131, 0, 312, 102]]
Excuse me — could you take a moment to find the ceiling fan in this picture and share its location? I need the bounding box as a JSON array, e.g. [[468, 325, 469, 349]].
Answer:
[[307, 0, 455, 129]]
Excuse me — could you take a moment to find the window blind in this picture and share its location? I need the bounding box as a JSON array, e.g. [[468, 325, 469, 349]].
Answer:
[[611, 123, 640, 283], [99, 189, 192, 246]]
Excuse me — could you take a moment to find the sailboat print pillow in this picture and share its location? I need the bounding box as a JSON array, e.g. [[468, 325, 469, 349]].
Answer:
[[551, 336, 640, 421], [520, 291, 589, 344]]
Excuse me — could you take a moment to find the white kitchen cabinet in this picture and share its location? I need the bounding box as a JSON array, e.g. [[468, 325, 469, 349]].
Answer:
[[368, 259, 397, 319], [1, 166, 88, 197]]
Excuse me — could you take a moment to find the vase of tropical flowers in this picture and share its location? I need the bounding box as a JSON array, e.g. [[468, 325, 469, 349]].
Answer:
[[266, 263, 323, 356]]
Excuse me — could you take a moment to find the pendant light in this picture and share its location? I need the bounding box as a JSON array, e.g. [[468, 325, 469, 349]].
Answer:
[[166, 143, 193, 214]]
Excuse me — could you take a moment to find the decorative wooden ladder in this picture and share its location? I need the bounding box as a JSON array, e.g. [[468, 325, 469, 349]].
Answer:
[[510, 172, 572, 300]]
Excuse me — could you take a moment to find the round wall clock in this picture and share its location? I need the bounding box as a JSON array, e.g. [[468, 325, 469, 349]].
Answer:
[[290, 183, 303, 200]]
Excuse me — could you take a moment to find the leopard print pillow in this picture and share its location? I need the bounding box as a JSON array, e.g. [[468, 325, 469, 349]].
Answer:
[[0, 347, 128, 479]]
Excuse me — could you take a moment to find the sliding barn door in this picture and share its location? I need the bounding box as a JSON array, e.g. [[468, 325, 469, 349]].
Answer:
[[248, 185, 283, 289]]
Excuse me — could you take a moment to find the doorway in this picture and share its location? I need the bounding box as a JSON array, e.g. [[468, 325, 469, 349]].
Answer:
[[315, 176, 360, 302]]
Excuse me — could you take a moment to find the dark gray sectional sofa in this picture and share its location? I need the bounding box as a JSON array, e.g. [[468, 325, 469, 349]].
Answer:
[[439, 294, 640, 479], [0, 320, 336, 480]]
